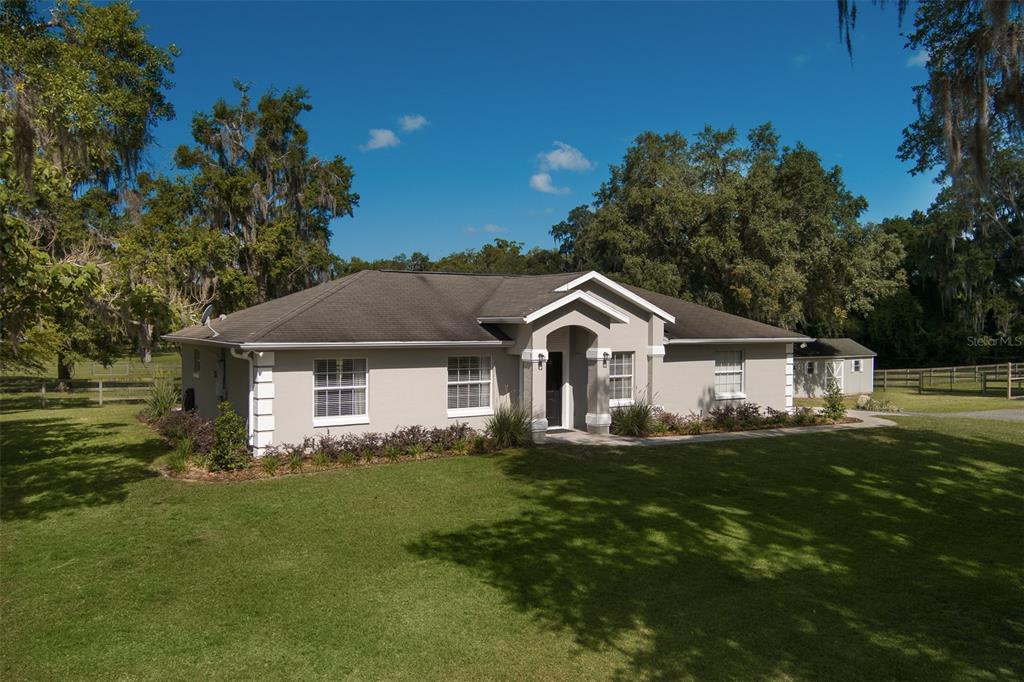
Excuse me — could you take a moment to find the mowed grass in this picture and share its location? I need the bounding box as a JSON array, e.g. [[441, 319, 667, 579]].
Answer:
[[2, 403, 1022, 680], [797, 385, 1022, 413]]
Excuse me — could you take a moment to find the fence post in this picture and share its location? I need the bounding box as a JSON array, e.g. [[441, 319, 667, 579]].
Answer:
[[98, 380, 103, 406], [41, 383, 46, 407], [951, 367, 955, 390], [883, 370, 888, 391], [981, 372, 987, 395], [1009, 362, 1013, 401], [918, 371, 923, 395]]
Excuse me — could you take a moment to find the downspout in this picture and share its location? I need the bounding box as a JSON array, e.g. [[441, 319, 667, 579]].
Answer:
[[230, 347, 255, 447]]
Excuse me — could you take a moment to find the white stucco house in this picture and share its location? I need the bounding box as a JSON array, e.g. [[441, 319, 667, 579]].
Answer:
[[794, 338, 876, 397], [164, 270, 811, 452]]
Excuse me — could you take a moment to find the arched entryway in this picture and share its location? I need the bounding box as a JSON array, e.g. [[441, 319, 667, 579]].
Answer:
[[543, 325, 597, 430]]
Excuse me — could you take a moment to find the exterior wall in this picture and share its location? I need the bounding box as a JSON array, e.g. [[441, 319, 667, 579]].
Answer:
[[178, 343, 247, 421], [270, 347, 518, 445], [794, 356, 875, 397], [659, 343, 789, 414]]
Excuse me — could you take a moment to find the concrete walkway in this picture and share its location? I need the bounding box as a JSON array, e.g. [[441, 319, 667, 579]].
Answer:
[[543, 410, 897, 448]]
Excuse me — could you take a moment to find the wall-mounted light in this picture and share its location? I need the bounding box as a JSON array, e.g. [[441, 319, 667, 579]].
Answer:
[[537, 352, 546, 369], [602, 351, 611, 366]]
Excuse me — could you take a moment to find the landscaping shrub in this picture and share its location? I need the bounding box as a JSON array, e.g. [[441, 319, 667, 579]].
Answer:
[[143, 377, 179, 420], [822, 380, 847, 421], [792, 407, 816, 425], [652, 408, 683, 433], [210, 401, 251, 471], [708, 404, 740, 430], [260, 454, 281, 476], [611, 399, 654, 437], [485, 404, 531, 448], [166, 438, 192, 474], [861, 395, 903, 413], [155, 410, 214, 453]]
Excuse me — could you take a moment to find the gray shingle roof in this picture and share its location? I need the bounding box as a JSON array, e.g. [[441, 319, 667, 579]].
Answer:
[[621, 284, 810, 341], [795, 338, 876, 358], [165, 270, 808, 346]]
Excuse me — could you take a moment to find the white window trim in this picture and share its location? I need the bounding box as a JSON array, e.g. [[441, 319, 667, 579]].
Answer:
[[714, 351, 746, 400], [852, 359, 863, 373], [446, 355, 495, 418], [312, 357, 369, 428], [805, 361, 816, 375], [609, 351, 635, 407]]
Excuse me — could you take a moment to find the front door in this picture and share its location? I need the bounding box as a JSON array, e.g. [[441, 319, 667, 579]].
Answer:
[[545, 352, 563, 427]]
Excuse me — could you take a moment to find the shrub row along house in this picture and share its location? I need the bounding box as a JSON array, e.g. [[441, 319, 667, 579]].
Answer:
[[165, 270, 813, 453]]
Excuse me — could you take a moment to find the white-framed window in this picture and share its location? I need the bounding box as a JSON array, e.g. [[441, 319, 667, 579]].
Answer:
[[447, 356, 493, 417], [192, 349, 201, 378], [805, 361, 815, 375], [313, 358, 368, 426], [852, 359, 863, 373], [609, 351, 634, 407], [714, 351, 745, 399]]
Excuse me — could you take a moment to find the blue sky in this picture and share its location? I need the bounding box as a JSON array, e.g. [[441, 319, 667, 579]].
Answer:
[[136, 1, 939, 261]]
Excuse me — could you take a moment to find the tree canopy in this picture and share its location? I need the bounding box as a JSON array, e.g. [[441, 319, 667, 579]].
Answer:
[[549, 125, 906, 335]]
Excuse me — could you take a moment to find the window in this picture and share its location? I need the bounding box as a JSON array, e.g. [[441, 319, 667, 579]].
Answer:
[[447, 356, 492, 416], [313, 358, 368, 425], [192, 349, 201, 378], [805, 361, 815, 375], [852, 359, 863, 373], [609, 352, 634, 407], [714, 351, 745, 399]]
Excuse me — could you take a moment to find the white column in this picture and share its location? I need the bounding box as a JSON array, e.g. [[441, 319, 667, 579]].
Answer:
[[785, 344, 795, 413], [522, 348, 547, 442], [252, 351, 275, 456], [585, 347, 611, 435]]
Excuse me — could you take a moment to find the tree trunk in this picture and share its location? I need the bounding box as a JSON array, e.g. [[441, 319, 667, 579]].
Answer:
[[56, 352, 74, 392], [137, 321, 154, 363]]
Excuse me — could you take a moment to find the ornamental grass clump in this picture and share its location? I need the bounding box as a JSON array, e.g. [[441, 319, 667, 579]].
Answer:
[[166, 437, 192, 474], [143, 377, 180, 421], [611, 399, 654, 437], [485, 404, 531, 448]]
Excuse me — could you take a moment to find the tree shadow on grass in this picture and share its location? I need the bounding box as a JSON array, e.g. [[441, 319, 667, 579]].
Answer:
[[409, 426, 1024, 680], [1, 414, 165, 521]]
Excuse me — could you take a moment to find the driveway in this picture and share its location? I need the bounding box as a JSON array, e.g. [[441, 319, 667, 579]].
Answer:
[[898, 408, 1024, 422]]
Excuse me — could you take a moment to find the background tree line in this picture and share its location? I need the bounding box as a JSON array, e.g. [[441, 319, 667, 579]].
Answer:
[[2, 0, 1020, 382]]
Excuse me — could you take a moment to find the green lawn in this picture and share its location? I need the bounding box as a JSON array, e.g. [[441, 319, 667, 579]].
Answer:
[[2, 403, 1022, 680], [797, 386, 1022, 413]]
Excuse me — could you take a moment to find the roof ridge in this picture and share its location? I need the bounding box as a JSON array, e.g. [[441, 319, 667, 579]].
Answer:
[[376, 269, 576, 278], [247, 270, 370, 341]]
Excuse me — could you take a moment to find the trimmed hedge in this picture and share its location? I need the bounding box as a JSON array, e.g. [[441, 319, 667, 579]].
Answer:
[[645, 403, 833, 437]]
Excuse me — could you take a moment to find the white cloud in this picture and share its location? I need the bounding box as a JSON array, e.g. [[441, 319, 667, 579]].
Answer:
[[529, 173, 569, 194], [466, 223, 507, 234], [361, 128, 400, 151], [539, 141, 593, 172], [790, 53, 809, 67], [907, 50, 929, 67], [399, 114, 429, 132]]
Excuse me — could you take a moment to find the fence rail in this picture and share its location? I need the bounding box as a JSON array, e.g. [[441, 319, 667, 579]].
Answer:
[[17, 376, 180, 407], [875, 361, 1024, 399]]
